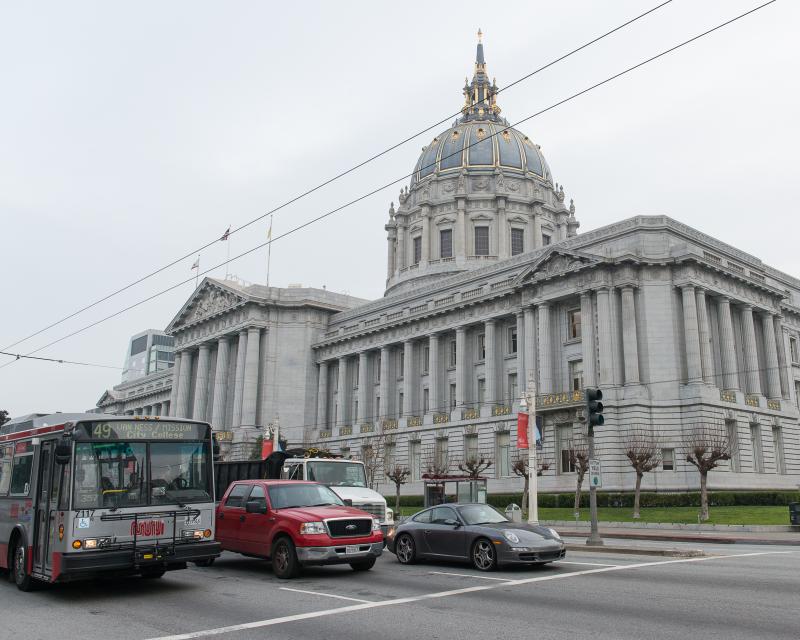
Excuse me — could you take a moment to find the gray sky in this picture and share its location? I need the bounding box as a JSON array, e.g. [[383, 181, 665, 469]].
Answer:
[[1, 0, 797, 416]]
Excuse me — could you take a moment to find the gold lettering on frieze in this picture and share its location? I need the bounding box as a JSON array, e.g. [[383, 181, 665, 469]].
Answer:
[[320, 430, 332, 439], [407, 416, 422, 428], [433, 413, 450, 424], [492, 405, 511, 416], [720, 390, 737, 403], [767, 399, 781, 411], [461, 408, 479, 420], [744, 395, 760, 408]]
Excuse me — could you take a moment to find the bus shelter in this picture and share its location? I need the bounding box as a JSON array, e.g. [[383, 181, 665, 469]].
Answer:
[[422, 474, 488, 508]]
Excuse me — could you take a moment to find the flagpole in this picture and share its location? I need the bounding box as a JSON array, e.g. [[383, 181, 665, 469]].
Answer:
[[266, 214, 273, 288], [225, 224, 231, 280], [195, 254, 200, 289]]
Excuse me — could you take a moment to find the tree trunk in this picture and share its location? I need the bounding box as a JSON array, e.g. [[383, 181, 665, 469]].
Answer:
[[395, 483, 401, 514], [521, 474, 530, 519], [633, 472, 643, 519], [699, 471, 709, 521], [574, 474, 584, 511]]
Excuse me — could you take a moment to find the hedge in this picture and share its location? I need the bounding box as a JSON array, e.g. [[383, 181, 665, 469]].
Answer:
[[385, 490, 800, 510]]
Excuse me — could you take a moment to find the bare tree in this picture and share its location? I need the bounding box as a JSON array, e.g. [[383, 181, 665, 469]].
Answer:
[[511, 450, 551, 517], [457, 445, 493, 479], [683, 421, 734, 521], [359, 434, 386, 489], [423, 442, 451, 479], [623, 427, 662, 519], [568, 436, 590, 512], [386, 464, 411, 514]]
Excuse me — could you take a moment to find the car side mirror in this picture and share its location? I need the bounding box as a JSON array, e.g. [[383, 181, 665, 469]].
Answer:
[[245, 500, 267, 514], [444, 519, 461, 528], [343, 499, 353, 507]]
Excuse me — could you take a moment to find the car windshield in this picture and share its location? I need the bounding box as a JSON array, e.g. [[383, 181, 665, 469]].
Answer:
[[457, 504, 510, 525], [306, 461, 367, 487], [268, 483, 345, 509]]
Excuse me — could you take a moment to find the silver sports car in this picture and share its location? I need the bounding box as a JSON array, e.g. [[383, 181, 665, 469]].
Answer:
[[386, 503, 566, 571]]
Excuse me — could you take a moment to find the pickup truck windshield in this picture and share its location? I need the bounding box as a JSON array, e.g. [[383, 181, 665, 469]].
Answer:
[[268, 484, 345, 509], [306, 461, 367, 487]]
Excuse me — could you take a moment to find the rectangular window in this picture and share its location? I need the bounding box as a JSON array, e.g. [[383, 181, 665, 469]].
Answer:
[[423, 345, 430, 374], [496, 432, 510, 478], [464, 434, 479, 460], [384, 443, 396, 471], [440, 229, 453, 259], [542, 233, 551, 246], [423, 388, 430, 414], [508, 327, 517, 354], [413, 236, 422, 265], [568, 309, 582, 339], [10, 446, 35, 496], [0, 445, 11, 495], [449, 340, 457, 367], [791, 337, 799, 364], [410, 441, 421, 481], [474, 226, 489, 256], [353, 360, 359, 388], [508, 373, 518, 405], [434, 438, 449, 471], [772, 427, 785, 474], [796, 382, 800, 410], [750, 425, 763, 473], [353, 399, 359, 421], [375, 397, 381, 420], [477, 378, 486, 408], [726, 421, 739, 472], [569, 360, 584, 392], [225, 484, 251, 508], [662, 448, 675, 471], [398, 392, 404, 418], [449, 383, 457, 410], [511, 228, 524, 256], [559, 425, 575, 474], [477, 334, 486, 361]]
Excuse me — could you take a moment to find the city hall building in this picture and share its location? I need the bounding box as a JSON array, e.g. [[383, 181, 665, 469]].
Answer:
[[97, 40, 799, 494]]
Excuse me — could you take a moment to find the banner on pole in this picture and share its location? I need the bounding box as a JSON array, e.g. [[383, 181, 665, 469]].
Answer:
[[517, 412, 529, 449]]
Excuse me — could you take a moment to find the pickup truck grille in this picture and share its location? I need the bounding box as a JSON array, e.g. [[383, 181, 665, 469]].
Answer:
[[353, 503, 385, 521], [325, 518, 373, 538]]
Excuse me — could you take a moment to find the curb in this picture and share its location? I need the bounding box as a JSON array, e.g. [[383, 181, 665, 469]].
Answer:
[[565, 543, 706, 558], [556, 529, 800, 546]]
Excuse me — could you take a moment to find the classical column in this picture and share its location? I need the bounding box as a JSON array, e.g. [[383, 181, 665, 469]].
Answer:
[[357, 351, 369, 423], [379, 346, 390, 421], [210, 336, 230, 428], [695, 288, 714, 384], [428, 334, 440, 414], [337, 356, 349, 425], [524, 306, 536, 387], [761, 312, 782, 399], [681, 285, 702, 383], [241, 327, 261, 426], [620, 285, 640, 384], [175, 350, 193, 418], [161, 401, 170, 416], [484, 319, 497, 405], [741, 305, 761, 395], [317, 361, 329, 428], [717, 297, 738, 390], [231, 330, 248, 427], [421, 206, 430, 264], [516, 310, 526, 387], [192, 344, 211, 421], [168, 351, 183, 416], [455, 327, 466, 408], [455, 200, 466, 261], [580, 292, 596, 388], [776, 316, 790, 399], [538, 302, 552, 394], [497, 201, 508, 258], [596, 288, 614, 386], [403, 340, 414, 416]]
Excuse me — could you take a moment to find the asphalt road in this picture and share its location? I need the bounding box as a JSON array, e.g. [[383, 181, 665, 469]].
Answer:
[[3, 541, 798, 640]]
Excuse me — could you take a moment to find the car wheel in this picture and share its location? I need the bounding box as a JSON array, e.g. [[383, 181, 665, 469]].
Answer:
[[471, 538, 497, 572], [395, 534, 417, 565], [12, 541, 36, 591], [272, 538, 300, 579], [140, 568, 166, 579], [194, 558, 215, 567], [350, 557, 376, 572]]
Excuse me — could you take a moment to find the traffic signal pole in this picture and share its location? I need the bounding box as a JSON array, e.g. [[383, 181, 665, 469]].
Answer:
[[587, 427, 602, 546], [585, 388, 604, 546]]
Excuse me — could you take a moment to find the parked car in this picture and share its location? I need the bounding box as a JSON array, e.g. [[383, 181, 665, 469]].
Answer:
[[386, 503, 566, 571], [207, 480, 384, 578]]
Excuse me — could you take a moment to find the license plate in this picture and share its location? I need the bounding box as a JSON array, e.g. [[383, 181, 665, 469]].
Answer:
[[185, 513, 201, 526], [345, 545, 360, 555]]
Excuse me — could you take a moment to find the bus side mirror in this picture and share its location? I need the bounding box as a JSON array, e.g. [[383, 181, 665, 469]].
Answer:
[[55, 439, 71, 465]]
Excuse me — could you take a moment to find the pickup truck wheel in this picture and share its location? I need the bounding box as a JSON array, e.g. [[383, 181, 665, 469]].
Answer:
[[272, 538, 300, 579], [349, 557, 376, 572], [194, 558, 215, 567], [395, 534, 417, 565], [140, 568, 166, 579]]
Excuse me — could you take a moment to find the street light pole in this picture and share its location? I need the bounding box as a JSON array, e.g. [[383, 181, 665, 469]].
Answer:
[[527, 372, 538, 525]]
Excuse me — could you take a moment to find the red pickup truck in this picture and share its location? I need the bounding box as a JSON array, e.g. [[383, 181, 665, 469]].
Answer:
[[211, 479, 384, 578]]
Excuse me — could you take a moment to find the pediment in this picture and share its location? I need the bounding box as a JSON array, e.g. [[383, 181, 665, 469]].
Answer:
[[507, 214, 528, 224], [435, 215, 456, 226], [512, 248, 604, 286], [96, 389, 119, 407], [166, 278, 247, 333]]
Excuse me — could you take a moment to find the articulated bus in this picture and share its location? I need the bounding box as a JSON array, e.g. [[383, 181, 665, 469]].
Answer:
[[0, 413, 221, 591]]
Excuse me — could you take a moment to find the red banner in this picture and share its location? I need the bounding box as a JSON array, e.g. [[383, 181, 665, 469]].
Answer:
[[261, 437, 274, 460], [517, 412, 529, 449]]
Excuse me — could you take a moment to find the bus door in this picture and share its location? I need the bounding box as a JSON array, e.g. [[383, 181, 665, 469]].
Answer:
[[33, 440, 56, 575]]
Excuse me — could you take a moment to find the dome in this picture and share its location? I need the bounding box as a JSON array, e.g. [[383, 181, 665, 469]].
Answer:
[[411, 122, 551, 185]]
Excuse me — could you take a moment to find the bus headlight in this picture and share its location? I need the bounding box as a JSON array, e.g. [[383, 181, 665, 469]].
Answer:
[[83, 538, 111, 549], [84, 539, 98, 549], [182, 530, 204, 540], [385, 508, 394, 524]]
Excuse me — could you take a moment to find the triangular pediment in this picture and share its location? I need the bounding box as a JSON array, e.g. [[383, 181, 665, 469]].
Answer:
[[96, 389, 119, 407], [166, 278, 247, 333], [512, 248, 604, 286]]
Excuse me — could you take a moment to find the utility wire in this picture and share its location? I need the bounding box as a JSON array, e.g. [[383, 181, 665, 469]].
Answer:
[[0, 0, 777, 370], [0, 351, 122, 370], [0, 1, 674, 354]]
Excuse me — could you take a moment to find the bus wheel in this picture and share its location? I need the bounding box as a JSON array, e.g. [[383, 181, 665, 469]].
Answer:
[[140, 568, 166, 579], [12, 541, 35, 592]]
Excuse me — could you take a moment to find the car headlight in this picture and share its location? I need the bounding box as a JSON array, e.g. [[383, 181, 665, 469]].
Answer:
[[372, 518, 381, 532], [386, 527, 396, 538], [300, 521, 326, 535], [547, 528, 563, 541], [385, 508, 394, 524], [503, 530, 520, 544]]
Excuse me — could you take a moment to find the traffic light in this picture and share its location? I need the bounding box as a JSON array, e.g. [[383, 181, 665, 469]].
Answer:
[[585, 387, 604, 435]]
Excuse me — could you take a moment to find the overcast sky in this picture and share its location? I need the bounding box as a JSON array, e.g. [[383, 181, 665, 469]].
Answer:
[[1, 0, 797, 417]]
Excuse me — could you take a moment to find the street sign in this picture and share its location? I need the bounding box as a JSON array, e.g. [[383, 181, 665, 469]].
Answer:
[[589, 459, 602, 488]]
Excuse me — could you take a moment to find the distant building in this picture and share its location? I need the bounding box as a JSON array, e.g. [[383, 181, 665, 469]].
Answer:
[[121, 329, 175, 383]]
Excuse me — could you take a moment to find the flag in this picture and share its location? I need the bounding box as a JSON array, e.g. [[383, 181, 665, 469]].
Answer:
[[190, 258, 199, 270], [220, 226, 230, 241], [267, 217, 273, 241]]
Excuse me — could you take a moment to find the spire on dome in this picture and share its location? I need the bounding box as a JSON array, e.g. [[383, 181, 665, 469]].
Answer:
[[460, 30, 501, 123], [476, 28, 485, 66]]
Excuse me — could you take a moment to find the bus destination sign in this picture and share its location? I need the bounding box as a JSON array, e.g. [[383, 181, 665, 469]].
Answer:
[[76, 421, 209, 441]]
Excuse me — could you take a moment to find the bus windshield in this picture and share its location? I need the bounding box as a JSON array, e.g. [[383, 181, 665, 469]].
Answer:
[[306, 461, 367, 487], [73, 441, 211, 509]]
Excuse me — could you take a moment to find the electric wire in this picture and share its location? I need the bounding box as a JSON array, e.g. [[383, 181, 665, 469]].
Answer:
[[0, 351, 122, 370]]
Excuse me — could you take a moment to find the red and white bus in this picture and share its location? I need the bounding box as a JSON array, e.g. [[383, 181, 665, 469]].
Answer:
[[0, 413, 221, 590]]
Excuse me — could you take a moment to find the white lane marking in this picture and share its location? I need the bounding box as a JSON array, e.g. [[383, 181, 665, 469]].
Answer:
[[429, 571, 512, 582], [556, 561, 619, 567], [279, 587, 373, 604], [146, 550, 797, 640]]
